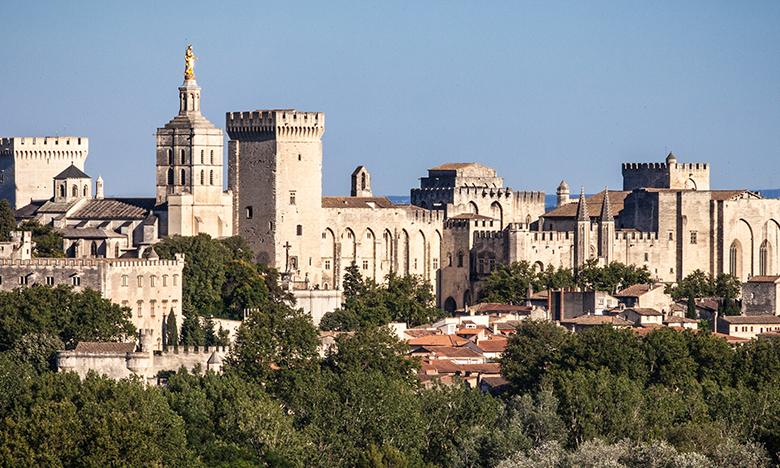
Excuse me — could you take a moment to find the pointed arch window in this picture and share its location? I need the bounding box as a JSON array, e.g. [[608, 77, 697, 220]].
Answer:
[[210, 150, 214, 165], [200, 170, 204, 185], [167, 168, 174, 185], [180, 149, 186, 164], [210, 170, 214, 185], [180, 169, 186, 185], [200, 150, 204, 164], [71, 185, 78, 197], [167, 149, 172, 165], [760, 240, 770, 276]]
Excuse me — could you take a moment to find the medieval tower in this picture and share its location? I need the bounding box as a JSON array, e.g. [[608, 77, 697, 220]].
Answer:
[[226, 109, 325, 286], [155, 45, 232, 238]]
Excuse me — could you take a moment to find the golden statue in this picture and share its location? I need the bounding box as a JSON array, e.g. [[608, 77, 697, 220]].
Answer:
[[184, 44, 196, 80]]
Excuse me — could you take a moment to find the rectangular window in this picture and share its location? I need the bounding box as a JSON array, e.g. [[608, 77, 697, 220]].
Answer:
[[46, 276, 54, 286], [488, 258, 495, 272], [150, 300, 156, 318], [150, 275, 156, 287], [433, 258, 439, 270], [668, 232, 673, 241], [362, 260, 369, 270], [690, 231, 697, 244], [163, 275, 168, 287], [162, 300, 169, 315], [173, 274, 178, 286], [325, 260, 331, 270], [121, 275, 128, 287], [289, 191, 296, 205], [137, 275, 143, 287], [72, 276, 81, 286], [19, 276, 27, 286], [296, 225, 303, 236], [478, 258, 485, 273], [137, 301, 143, 318], [644, 252, 649, 262], [245, 206, 253, 219], [414, 258, 418, 270]]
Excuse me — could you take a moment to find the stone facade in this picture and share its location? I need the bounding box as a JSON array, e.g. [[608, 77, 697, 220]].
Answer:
[[0, 255, 184, 340], [0, 136, 88, 209], [741, 276, 780, 316], [0, 231, 32, 260]]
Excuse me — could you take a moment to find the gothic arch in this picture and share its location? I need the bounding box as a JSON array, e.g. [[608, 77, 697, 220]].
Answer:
[[342, 228, 357, 261], [685, 178, 697, 190], [729, 240, 742, 279], [71, 185, 78, 197], [321, 228, 336, 288], [533, 261, 544, 272], [490, 201, 503, 226], [414, 230, 426, 276], [467, 201, 479, 215], [444, 297, 457, 314], [760, 240, 771, 276], [400, 229, 410, 275], [364, 228, 376, 280], [736, 218, 754, 279]]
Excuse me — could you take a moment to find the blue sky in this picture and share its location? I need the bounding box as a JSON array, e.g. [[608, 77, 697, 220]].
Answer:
[[0, 1, 778, 197]]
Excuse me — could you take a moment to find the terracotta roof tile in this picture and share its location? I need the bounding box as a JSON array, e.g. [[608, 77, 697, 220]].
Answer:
[[476, 340, 508, 353], [748, 276, 780, 283], [416, 346, 483, 358], [408, 335, 470, 347], [720, 315, 780, 325], [615, 284, 653, 297], [624, 307, 662, 316]]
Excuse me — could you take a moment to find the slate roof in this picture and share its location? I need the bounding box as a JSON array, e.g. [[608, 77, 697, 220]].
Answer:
[[59, 227, 125, 239], [37, 200, 79, 214], [544, 190, 629, 219], [74, 342, 135, 354], [69, 198, 155, 220], [321, 196, 396, 209], [54, 164, 90, 180]]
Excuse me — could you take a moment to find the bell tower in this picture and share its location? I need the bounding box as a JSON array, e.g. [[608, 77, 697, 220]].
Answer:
[[155, 45, 233, 238]]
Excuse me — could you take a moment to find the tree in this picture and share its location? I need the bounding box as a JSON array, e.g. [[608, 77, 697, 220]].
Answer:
[[480, 261, 538, 304], [501, 320, 571, 392], [166, 309, 178, 351], [667, 269, 714, 300], [575, 260, 651, 293], [0, 199, 16, 242], [325, 326, 417, 385], [537, 265, 575, 291], [17, 220, 64, 257], [715, 273, 741, 315]]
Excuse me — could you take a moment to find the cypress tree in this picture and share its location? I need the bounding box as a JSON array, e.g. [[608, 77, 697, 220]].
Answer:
[[166, 309, 179, 351], [0, 200, 16, 242]]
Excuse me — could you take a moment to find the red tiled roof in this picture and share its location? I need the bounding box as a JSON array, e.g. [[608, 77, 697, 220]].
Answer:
[[416, 346, 483, 358], [711, 332, 751, 344], [561, 315, 633, 326], [408, 335, 470, 347], [624, 307, 662, 316], [476, 340, 508, 353], [615, 284, 653, 297], [720, 315, 780, 325]]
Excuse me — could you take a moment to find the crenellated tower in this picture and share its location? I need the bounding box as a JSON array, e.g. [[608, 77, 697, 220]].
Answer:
[[226, 109, 325, 285]]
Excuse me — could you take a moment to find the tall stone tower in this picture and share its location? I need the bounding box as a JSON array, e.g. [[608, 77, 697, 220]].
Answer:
[[598, 188, 614, 263], [226, 109, 325, 285], [155, 45, 232, 238]]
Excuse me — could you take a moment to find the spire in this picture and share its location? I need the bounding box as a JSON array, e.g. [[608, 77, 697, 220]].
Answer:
[[600, 187, 612, 221], [576, 187, 589, 221]]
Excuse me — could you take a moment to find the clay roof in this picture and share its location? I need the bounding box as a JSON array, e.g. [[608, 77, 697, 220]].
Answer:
[[720, 315, 780, 325], [54, 164, 90, 180], [710, 190, 760, 201], [544, 190, 629, 219], [480, 376, 510, 388], [416, 346, 483, 358], [469, 303, 532, 314], [73, 342, 135, 354], [476, 339, 508, 353], [448, 213, 494, 220], [748, 276, 780, 283], [561, 315, 633, 327], [69, 198, 155, 220], [403, 328, 438, 338], [408, 334, 470, 347], [712, 332, 751, 344], [624, 307, 662, 316], [459, 363, 501, 374], [664, 316, 699, 324], [615, 284, 653, 297], [420, 360, 500, 374], [59, 227, 125, 239], [321, 196, 396, 209], [429, 162, 479, 171]]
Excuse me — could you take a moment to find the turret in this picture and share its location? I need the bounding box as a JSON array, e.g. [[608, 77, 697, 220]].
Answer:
[[556, 180, 570, 208], [95, 175, 104, 199], [351, 166, 372, 197], [574, 187, 590, 271]]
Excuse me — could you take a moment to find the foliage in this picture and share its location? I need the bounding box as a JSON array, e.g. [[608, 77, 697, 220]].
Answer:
[[501, 320, 571, 392], [574, 259, 652, 293], [0, 199, 16, 242], [320, 263, 443, 331], [165, 309, 178, 350], [0, 285, 135, 351], [152, 234, 283, 319], [480, 261, 539, 304], [18, 220, 64, 257]]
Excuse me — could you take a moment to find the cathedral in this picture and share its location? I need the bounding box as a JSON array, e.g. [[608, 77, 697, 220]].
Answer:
[[3, 46, 780, 321]]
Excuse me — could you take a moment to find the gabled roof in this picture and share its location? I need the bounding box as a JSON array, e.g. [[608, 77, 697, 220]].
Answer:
[[468, 303, 532, 314], [54, 164, 90, 180], [475, 339, 508, 353], [408, 334, 470, 347], [720, 315, 780, 325], [615, 284, 659, 297], [544, 190, 630, 219], [624, 307, 662, 316], [73, 342, 135, 354], [69, 198, 156, 220], [560, 315, 633, 327], [415, 346, 483, 358]]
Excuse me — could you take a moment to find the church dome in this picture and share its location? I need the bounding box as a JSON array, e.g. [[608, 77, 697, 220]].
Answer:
[[666, 152, 678, 164]]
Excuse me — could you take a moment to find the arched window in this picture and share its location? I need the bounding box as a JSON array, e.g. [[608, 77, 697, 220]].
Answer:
[[200, 150, 204, 164], [210, 170, 214, 185], [59, 184, 66, 198], [730, 241, 740, 277], [760, 240, 770, 276], [90, 241, 98, 256], [167, 149, 173, 165], [200, 170, 204, 185], [361, 173, 366, 190], [180, 169, 186, 185], [210, 150, 214, 165], [167, 168, 174, 185], [83, 185, 88, 197], [180, 149, 185, 164], [457, 251, 464, 268], [71, 185, 78, 197]]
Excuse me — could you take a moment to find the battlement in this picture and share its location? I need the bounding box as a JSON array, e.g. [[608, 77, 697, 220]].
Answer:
[[1, 136, 89, 160], [156, 345, 229, 355], [411, 207, 445, 223], [616, 231, 659, 241], [531, 231, 573, 242], [226, 110, 324, 140], [0, 254, 184, 269], [473, 230, 504, 240], [621, 162, 708, 171], [514, 191, 546, 203], [445, 218, 498, 230]]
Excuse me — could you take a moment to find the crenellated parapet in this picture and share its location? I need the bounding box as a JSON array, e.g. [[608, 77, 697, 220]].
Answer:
[[616, 231, 659, 241], [226, 110, 324, 141]]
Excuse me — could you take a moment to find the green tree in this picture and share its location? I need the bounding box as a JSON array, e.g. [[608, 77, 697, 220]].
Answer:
[[480, 261, 538, 304], [715, 273, 741, 315], [166, 309, 178, 350], [18, 220, 64, 257], [537, 265, 575, 291], [667, 269, 714, 300], [501, 320, 571, 392], [0, 199, 16, 241], [576, 259, 651, 293]]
